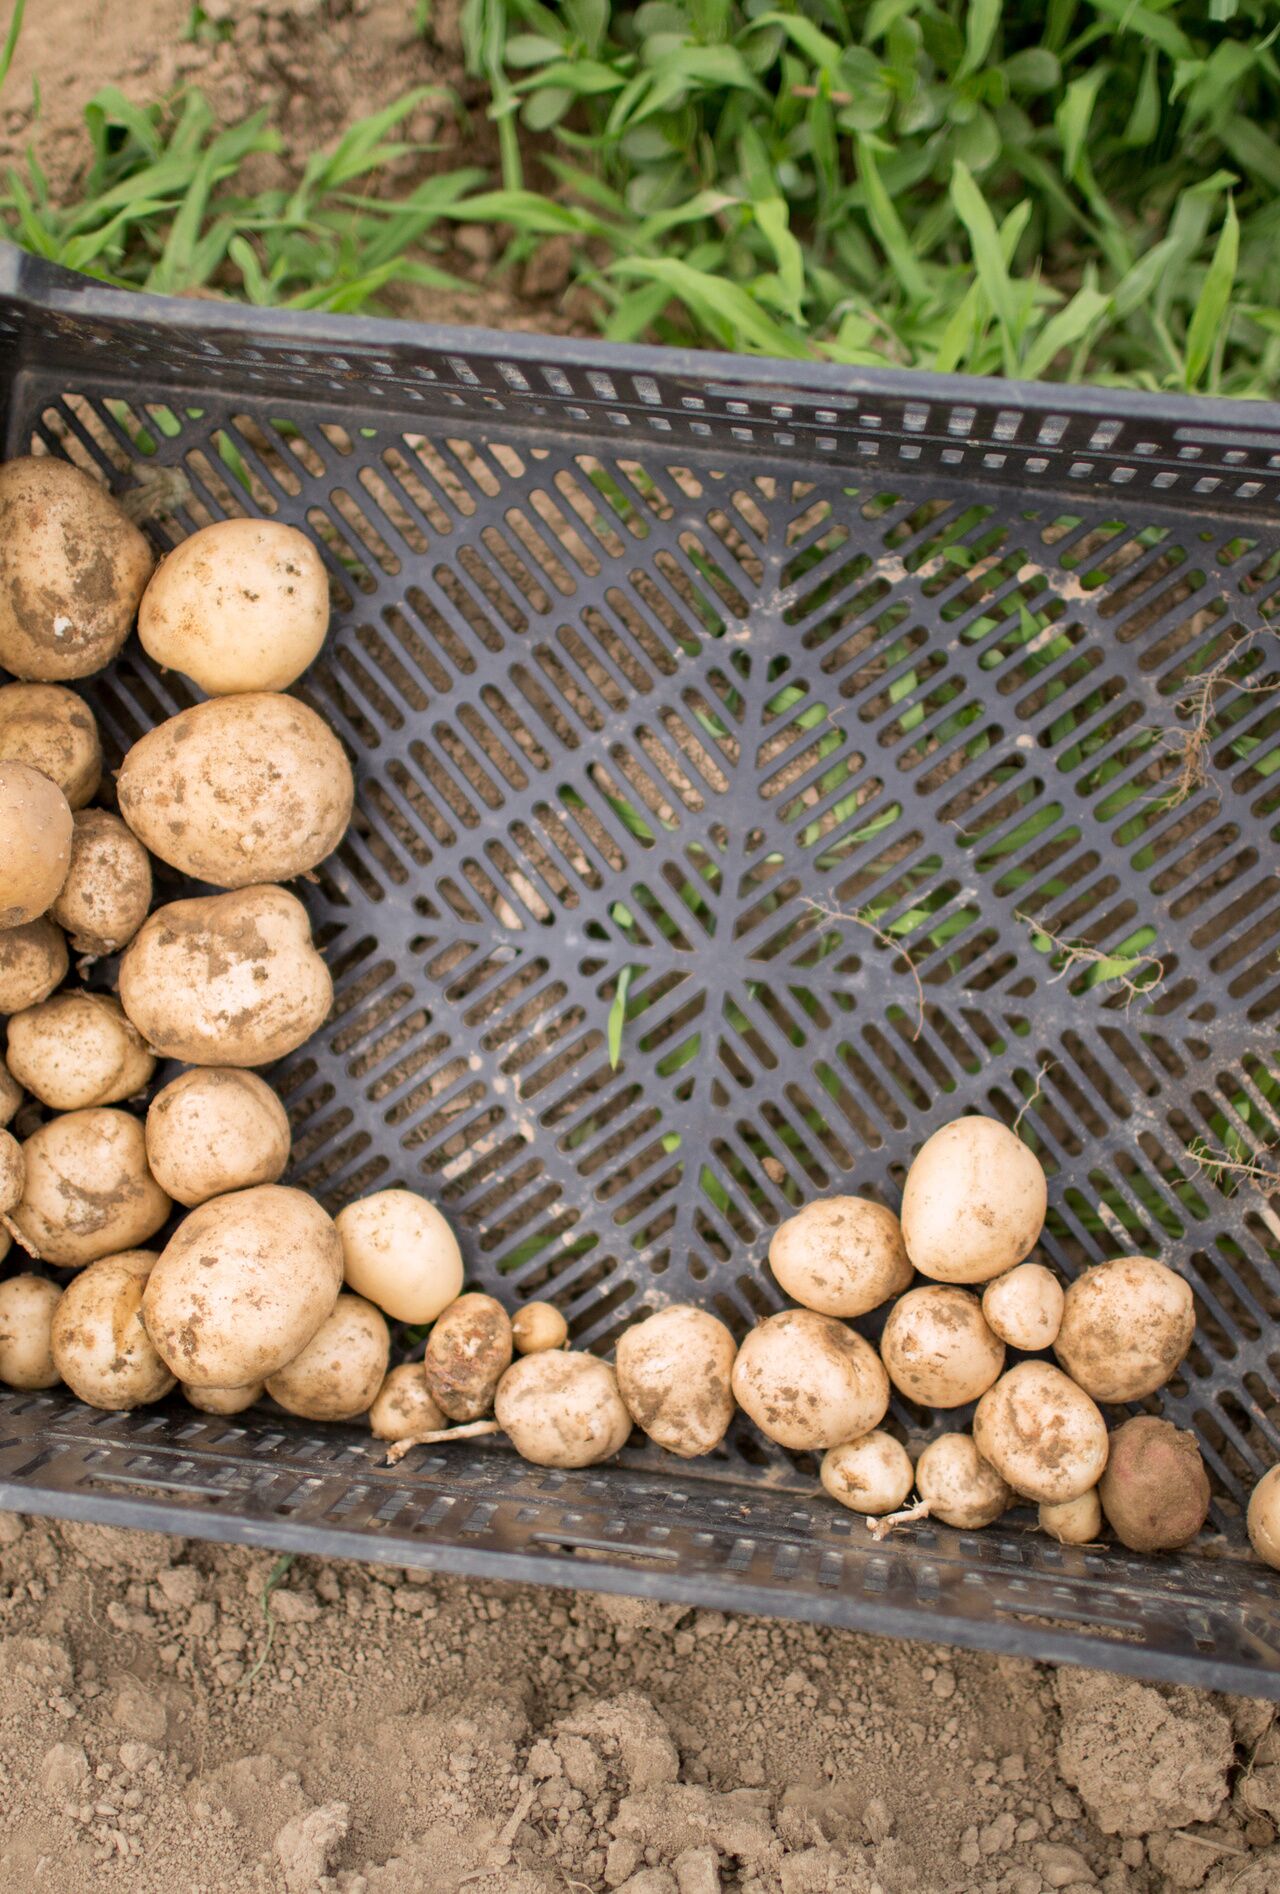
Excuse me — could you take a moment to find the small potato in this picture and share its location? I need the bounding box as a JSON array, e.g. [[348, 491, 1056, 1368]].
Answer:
[[982, 1263, 1064, 1353], [117, 693, 354, 889], [369, 1362, 446, 1442], [879, 1285, 1005, 1409], [6, 991, 155, 1109], [0, 759, 72, 927], [1039, 1491, 1103, 1546], [0, 682, 101, 806], [118, 884, 332, 1067], [49, 809, 152, 957], [142, 1183, 342, 1389], [1247, 1466, 1280, 1572], [1098, 1415, 1210, 1553], [139, 519, 329, 695], [0, 456, 153, 681], [821, 1432, 914, 1516], [512, 1301, 568, 1355], [768, 1196, 912, 1318], [265, 1292, 389, 1422], [423, 1293, 513, 1422], [973, 1361, 1109, 1504], [0, 1272, 61, 1388], [1054, 1255, 1194, 1403], [0, 1125, 22, 1217], [13, 1108, 171, 1266], [0, 917, 68, 1012], [731, 1309, 889, 1453], [916, 1434, 1010, 1529], [0, 1058, 21, 1128], [335, 1189, 463, 1324], [51, 1249, 175, 1409], [494, 1351, 632, 1468], [615, 1305, 737, 1458], [145, 1067, 290, 1208], [183, 1381, 263, 1417], [901, 1116, 1047, 1284]]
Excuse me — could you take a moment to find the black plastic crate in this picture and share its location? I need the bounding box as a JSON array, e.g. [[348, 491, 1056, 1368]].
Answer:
[[1, 245, 1278, 1695]]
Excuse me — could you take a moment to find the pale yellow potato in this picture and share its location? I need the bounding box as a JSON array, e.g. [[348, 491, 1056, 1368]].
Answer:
[[6, 991, 155, 1109], [265, 1292, 389, 1422], [13, 1108, 171, 1267], [512, 1301, 568, 1354], [731, 1309, 889, 1452], [879, 1285, 1005, 1409], [0, 682, 101, 806], [369, 1362, 445, 1442], [901, 1116, 1047, 1284], [118, 884, 332, 1067], [0, 1272, 61, 1389], [768, 1195, 912, 1318], [335, 1188, 463, 1324], [1054, 1255, 1194, 1403], [973, 1361, 1108, 1504], [183, 1381, 264, 1417], [615, 1305, 737, 1458], [0, 1125, 21, 1216], [142, 1183, 342, 1389], [49, 809, 152, 957], [982, 1263, 1064, 1353], [51, 1249, 175, 1410], [0, 760, 72, 927], [145, 1067, 291, 1208], [1039, 1491, 1103, 1545], [138, 518, 329, 695], [117, 693, 353, 889], [1248, 1466, 1280, 1572], [423, 1293, 512, 1422], [820, 1432, 914, 1515], [0, 457, 153, 681], [916, 1434, 1010, 1529], [0, 917, 68, 1012], [0, 1057, 21, 1128], [494, 1351, 632, 1468]]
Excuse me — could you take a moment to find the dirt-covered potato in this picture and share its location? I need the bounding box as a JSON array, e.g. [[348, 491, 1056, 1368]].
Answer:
[[12, 1108, 171, 1267], [982, 1263, 1064, 1353], [118, 884, 332, 1067], [423, 1293, 513, 1422], [183, 1381, 264, 1417], [0, 1057, 21, 1128], [731, 1309, 889, 1452], [915, 1434, 1010, 1529], [1098, 1416, 1210, 1553], [0, 456, 153, 681], [768, 1195, 912, 1318], [821, 1432, 914, 1516], [615, 1305, 737, 1458], [494, 1351, 632, 1468], [973, 1361, 1109, 1504], [901, 1116, 1047, 1285], [0, 759, 73, 927], [0, 1272, 61, 1388], [369, 1362, 446, 1442], [142, 1183, 342, 1389], [512, 1301, 568, 1355], [1054, 1255, 1194, 1403], [335, 1189, 463, 1324], [265, 1292, 390, 1422], [0, 917, 68, 1013], [48, 809, 153, 957], [145, 1067, 291, 1208], [0, 1125, 22, 1218], [1247, 1466, 1280, 1572], [117, 693, 354, 889], [6, 991, 155, 1109], [1039, 1491, 1103, 1545], [51, 1248, 175, 1409], [879, 1285, 1005, 1409], [0, 682, 101, 807], [138, 519, 329, 695]]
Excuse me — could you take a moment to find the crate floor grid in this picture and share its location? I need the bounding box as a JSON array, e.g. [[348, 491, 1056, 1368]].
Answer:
[[0, 251, 1277, 1692]]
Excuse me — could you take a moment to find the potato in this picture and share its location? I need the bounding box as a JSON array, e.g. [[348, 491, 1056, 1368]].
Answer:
[[615, 1305, 737, 1458], [879, 1285, 1005, 1409], [183, 1381, 263, 1417], [731, 1309, 889, 1452], [0, 1057, 21, 1128], [335, 1188, 463, 1324], [973, 1361, 1108, 1504], [0, 1125, 21, 1219], [0, 917, 68, 1012], [50, 1248, 175, 1409], [369, 1362, 446, 1442], [265, 1292, 389, 1422], [915, 1434, 1010, 1529], [423, 1292, 512, 1422], [901, 1116, 1047, 1284], [138, 519, 329, 695], [6, 991, 155, 1109], [768, 1196, 912, 1318], [118, 884, 332, 1067], [1039, 1491, 1103, 1545], [48, 809, 152, 957], [0, 760, 73, 927], [117, 693, 354, 889], [0, 1272, 61, 1388], [512, 1301, 568, 1354], [821, 1432, 914, 1516], [0, 682, 101, 807], [1098, 1416, 1210, 1552], [982, 1263, 1064, 1353], [1054, 1255, 1194, 1403], [494, 1351, 632, 1468], [0, 456, 153, 680], [12, 1108, 171, 1266], [1247, 1466, 1280, 1572], [142, 1183, 342, 1388], [145, 1067, 290, 1208]]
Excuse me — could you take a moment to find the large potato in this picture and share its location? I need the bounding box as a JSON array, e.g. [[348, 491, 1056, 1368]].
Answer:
[[768, 1196, 912, 1318], [51, 1249, 175, 1410], [879, 1285, 1005, 1409], [0, 1272, 61, 1389], [1054, 1255, 1194, 1403], [973, 1361, 1108, 1504], [731, 1308, 889, 1452], [6, 991, 155, 1109], [0, 457, 153, 680], [138, 518, 329, 694], [142, 1183, 342, 1388], [335, 1189, 463, 1323], [145, 1066, 291, 1208], [615, 1304, 737, 1457], [265, 1292, 389, 1421], [117, 693, 354, 888], [423, 1293, 512, 1421], [0, 760, 72, 927], [0, 682, 101, 807], [0, 917, 68, 1013], [901, 1116, 1047, 1284], [13, 1108, 171, 1267], [494, 1352, 632, 1468], [118, 884, 332, 1066], [49, 809, 153, 957], [1098, 1415, 1209, 1553]]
